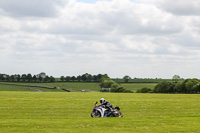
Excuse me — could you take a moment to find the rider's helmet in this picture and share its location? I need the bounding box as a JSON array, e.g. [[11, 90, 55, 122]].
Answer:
[[100, 98, 106, 104]]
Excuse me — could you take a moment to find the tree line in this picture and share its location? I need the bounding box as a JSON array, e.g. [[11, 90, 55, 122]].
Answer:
[[0, 72, 55, 83], [60, 73, 103, 82], [137, 78, 200, 94]]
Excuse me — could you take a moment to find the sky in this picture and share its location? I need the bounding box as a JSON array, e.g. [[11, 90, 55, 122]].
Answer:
[[0, 0, 200, 79]]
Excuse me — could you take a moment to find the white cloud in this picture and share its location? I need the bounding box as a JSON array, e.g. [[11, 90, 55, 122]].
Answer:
[[0, 0, 68, 17], [140, 0, 200, 16], [0, 0, 200, 78], [160, 0, 200, 16]]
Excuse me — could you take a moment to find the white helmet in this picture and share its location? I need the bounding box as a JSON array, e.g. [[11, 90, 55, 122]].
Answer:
[[100, 98, 106, 104]]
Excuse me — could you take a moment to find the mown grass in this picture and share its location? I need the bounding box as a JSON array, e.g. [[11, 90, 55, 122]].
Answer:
[[0, 92, 200, 133], [0, 83, 63, 92], [0, 82, 101, 92], [0, 84, 31, 91], [0, 82, 157, 92], [120, 83, 157, 92], [0, 78, 179, 92]]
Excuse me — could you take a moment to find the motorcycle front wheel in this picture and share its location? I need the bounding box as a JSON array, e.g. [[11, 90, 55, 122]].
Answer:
[[91, 111, 101, 118]]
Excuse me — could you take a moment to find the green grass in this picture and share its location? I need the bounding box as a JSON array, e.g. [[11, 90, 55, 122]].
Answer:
[[1, 82, 157, 92], [120, 83, 157, 92], [0, 92, 200, 133], [0, 84, 30, 91], [0, 82, 101, 92]]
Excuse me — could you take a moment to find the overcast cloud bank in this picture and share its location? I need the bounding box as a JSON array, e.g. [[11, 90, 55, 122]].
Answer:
[[0, 0, 200, 78]]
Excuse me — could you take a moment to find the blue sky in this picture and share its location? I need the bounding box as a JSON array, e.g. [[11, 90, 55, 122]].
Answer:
[[0, 0, 200, 78]]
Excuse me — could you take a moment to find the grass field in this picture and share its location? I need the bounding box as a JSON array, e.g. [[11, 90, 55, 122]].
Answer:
[[120, 83, 157, 92], [0, 92, 200, 133], [0, 82, 101, 92], [0, 82, 157, 92]]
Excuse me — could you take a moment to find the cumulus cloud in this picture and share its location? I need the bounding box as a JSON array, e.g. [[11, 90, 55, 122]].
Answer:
[[0, 0, 68, 17], [141, 0, 200, 16], [0, 0, 200, 78], [46, 0, 183, 36], [161, 0, 200, 16]]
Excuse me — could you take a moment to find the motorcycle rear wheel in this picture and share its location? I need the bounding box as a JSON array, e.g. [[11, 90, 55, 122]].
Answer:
[[115, 110, 123, 117]]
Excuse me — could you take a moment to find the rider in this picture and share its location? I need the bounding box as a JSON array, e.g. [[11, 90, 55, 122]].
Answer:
[[100, 98, 113, 115]]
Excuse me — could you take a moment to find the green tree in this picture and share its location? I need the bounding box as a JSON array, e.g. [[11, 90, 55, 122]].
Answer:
[[6, 75, 10, 82], [60, 76, 65, 82], [71, 76, 76, 82], [44, 76, 50, 82], [10, 75, 15, 82], [93, 75, 98, 82], [140, 87, 152, 93], [174, 82, 184, 93], [87, 74, 93, 82], [100, 79, 116, 88], [97, 74, 102, 82], [32, 75, 37, 82], [123, 75, 131, 83], [192, 84, 200, 93], [65, 76, 71, 82], [172, 75, 180, 83], [185, 79, 200, 93], [16, 74, 21, 82], [38, 76, 43, 82], [0, 74, 4, 81], [21, 74, 27, 82], [49, 76, 55, 82], [154, 81, 174, 93], [77, 75, 81, 82], [81, 73, 91, 82], [100, 74, 132, 93], [26, 73, 32, 82], [38, 72, 46, 79]]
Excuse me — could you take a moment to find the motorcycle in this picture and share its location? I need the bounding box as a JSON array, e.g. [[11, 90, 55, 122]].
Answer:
[[91, 102, 123, 118]]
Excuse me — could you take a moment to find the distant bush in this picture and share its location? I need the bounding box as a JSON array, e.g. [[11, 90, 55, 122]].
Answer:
[[154, 81, 175, 93], [111, 86, 133, 93], [100, 75, 133, 93], [136, 87, 152, 93], [153, 79, 200, 94]]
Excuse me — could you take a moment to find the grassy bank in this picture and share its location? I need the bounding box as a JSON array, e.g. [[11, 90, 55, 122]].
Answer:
[[0, 92, 200, 132], [0, 82, 101, 92], [120, 83, 157, 92], [0, 82, 157, 92]]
